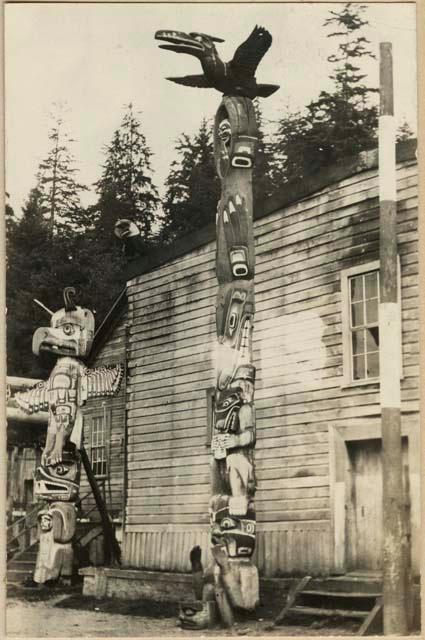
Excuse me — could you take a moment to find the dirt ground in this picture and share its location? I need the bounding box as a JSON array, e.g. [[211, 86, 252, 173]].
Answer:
[[6, 584, 359, 638]]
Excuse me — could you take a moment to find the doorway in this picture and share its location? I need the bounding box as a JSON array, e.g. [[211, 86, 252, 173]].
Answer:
[[345, 438, 409, 572]]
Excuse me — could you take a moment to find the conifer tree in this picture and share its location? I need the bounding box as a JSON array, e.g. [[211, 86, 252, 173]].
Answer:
[[94, 103, 160, 242], [273, 3, 378, 183], [396, 120, 414, 142], [36, 105, 88, 234], [252, 100, 274, 204], [161, 119, 220, 242]]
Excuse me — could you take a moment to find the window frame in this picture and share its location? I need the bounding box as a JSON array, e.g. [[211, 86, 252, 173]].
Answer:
[[86, 407, 111, 479], [340, 259, 402, 388]]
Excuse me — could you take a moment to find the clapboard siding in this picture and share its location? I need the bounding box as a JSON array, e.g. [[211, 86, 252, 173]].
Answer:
[[80, 312, 128, 520], [123, 159, 419, 575]]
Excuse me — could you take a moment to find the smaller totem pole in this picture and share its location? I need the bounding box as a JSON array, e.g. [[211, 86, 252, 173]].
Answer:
[[156, 26, 278, 625], [16, 288, 123, 584]]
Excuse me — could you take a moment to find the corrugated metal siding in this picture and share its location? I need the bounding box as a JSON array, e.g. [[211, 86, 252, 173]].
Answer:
[[80, 312, 128, 520], [123, 160, 418, 574]]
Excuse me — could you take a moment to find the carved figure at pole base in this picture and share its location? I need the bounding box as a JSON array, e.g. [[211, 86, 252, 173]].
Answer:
[[155, 26, 279, 99], [178, 546, 217, 630], [212, 544, 259, 611], [34, 502, 76, 584]]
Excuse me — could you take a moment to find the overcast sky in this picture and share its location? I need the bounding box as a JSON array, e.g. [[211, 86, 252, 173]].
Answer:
[[5, 2, 417, 215]]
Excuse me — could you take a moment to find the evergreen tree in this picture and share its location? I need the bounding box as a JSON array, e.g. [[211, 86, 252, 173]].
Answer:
[[396, 120, 414, 142], [7, 188, 55, 377], [273, 3, 378, 183], [36, 106, 88, 234], [5, 193, 17, 241], [94, 103, 160, 242], [252, 100, 275, 204], [161, 119, 220, 242], [6, 187, 125, 377]]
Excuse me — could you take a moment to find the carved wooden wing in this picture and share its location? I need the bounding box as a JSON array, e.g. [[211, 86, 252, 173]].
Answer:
[[15, 381, 50, 414], [80, 364, 124, 401]]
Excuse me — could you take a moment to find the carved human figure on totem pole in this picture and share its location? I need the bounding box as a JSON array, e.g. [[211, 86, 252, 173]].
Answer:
[[15, 288, 123, 584], [155, 24, 277, 621]]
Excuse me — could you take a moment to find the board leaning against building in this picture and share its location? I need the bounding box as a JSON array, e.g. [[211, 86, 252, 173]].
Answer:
[[119, 139, 419, 578]]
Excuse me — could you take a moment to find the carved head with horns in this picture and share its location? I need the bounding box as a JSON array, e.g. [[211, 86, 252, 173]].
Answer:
[[32, 287, 95, 359]]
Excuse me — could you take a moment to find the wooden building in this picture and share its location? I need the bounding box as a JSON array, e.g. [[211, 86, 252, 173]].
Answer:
[[79, 290, 128, 538], [95, 140, 420, 579], [6, 378, 46, 517]]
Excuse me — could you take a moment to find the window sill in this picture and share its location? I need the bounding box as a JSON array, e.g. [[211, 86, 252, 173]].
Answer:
[[340, 378, 380, 390]]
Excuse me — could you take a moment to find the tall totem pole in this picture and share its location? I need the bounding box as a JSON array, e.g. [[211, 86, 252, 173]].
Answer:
[[156, 26, 278, 619], [15, 288, 123, 584]]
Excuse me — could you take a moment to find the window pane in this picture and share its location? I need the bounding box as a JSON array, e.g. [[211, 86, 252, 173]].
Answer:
[[366, 298, 379, 324], [351, 301, 364, 327], [366, 327, 379, 352], [350, 276, 364, 302], [89, 414, 106, 476], [353, 354, 365, 380], [352, 330, 365, 355], [366, 352, 380, 378], [365, 272, 378, 299]]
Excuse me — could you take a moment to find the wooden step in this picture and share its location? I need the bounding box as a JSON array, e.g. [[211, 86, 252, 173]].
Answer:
[[302, 589, 381, 599], [289, 605, 367, 619], [7, 568, 34, 583], [7, 560, 35, 571], [307, 578, 382, 594]]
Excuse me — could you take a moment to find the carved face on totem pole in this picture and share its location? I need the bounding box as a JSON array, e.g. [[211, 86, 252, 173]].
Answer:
[[214, 100, 256, 285], [210, 495, 256, 558], [215, 282, 254, 390], [34, 450, 81, 501], [39, 511, 53, 532], [32, 287, 95, 359], [214, 102, 257, 179]]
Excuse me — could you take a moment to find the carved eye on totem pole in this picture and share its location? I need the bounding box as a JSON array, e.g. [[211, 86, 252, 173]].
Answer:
[[214, 98, 258, 179], [218, 119, 232, 146], [210, 504, 256, 558], [32, 287, 95, 359]]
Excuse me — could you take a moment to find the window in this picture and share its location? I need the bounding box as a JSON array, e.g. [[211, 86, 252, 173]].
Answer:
[[341, 259, 402, 386], [89, 414, 107, 477], [349, 270, 380, 381]]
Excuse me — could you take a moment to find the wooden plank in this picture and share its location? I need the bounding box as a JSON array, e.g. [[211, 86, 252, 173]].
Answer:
[[257, 179, 415, 244], [358, 597, 383, 635], [273, 575, 312, 625]]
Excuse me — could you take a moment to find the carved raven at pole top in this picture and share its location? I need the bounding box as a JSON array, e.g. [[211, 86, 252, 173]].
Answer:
[[155, 25, 279, 99]]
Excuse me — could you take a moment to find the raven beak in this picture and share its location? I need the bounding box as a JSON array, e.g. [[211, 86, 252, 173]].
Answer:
[[155, 30, 206, 56]]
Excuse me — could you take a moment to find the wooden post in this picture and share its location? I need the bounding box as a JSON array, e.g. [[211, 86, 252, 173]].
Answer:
[[80, 447, 121, 566], [379, 42, 409, 635]]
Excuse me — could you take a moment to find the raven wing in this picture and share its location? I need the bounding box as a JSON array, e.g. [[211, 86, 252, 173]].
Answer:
[[230, 26, 272, 77], [80, 364, 124, 401], [15, 381, 49, 414], [167, 74, 212, 88]]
